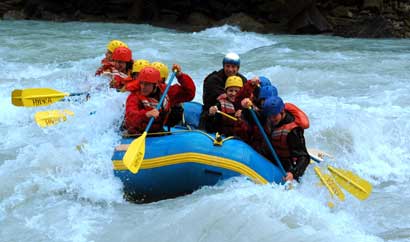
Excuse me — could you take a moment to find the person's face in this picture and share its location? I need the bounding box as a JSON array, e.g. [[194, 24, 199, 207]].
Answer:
[[268, 111, 284, 126], [226, 87, 240, 102], [114, 60, 127, 72], [223, 64, 239, 77], [140, 81, 155, 96], [105, 51, 112, 61]]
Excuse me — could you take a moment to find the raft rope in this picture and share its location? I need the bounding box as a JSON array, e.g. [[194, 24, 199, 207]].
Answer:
[[122, 128, 235, 145]]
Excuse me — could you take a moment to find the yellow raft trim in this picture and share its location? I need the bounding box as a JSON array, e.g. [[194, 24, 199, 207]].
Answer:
[[112, 152, 268, 184]]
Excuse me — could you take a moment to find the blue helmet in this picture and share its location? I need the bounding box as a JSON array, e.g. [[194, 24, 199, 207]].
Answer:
[[222, 52, 240, 67], [259, 76, 271, 87], [259, 85, 278, 100], [262, 96, 284, 117]]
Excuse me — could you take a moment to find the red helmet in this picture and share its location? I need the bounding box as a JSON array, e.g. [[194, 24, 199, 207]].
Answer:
[[112, 47, 132, 62], [137, 67, 161, 84]]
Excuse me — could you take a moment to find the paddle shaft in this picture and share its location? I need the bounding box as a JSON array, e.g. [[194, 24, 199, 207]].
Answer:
[[217, 110, 238, 121], [144, 71, 177, 133], [249, 108, 287, 176], [69, 92, 89, 97], [310, 155, 322, 163]]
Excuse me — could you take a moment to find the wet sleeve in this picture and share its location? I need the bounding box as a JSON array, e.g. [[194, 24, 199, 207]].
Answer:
[[287, 128, 310, 180]]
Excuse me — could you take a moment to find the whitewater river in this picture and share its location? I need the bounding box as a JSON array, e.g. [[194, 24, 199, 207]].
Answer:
[[1, 20, 409, 242]]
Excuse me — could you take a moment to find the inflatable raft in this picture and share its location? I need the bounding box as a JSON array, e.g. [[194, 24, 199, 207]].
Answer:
[[111, 102, 284, 202]]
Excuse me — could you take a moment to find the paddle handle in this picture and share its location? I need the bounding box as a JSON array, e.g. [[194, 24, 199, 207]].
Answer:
[[144, 71, 177, 133], [249, 108, 287, 176]]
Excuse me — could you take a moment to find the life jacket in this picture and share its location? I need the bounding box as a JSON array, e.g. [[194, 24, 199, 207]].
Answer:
[[135, 92, 170, 132], [111, 69, 131, 79], [267, 103, 309, 160], [217, 93, 236, 114], [95, 59, 115, 76], [215, 93, 239, 136], [110, 70, 132, 89]]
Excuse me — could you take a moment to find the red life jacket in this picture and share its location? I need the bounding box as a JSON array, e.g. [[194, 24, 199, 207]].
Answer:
[[95, 59, 115, 76], [217, 93, 236, 114], [267, 103, 309, 160], [110, 70, 132, 89], [215, 93, 239, 136], [134, 92, 170, 132]]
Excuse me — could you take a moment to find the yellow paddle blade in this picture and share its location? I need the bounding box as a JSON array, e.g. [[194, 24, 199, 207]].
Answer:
[[328, 165, 372, 200], [34, 109, 74, 127], [11, 88, 69, 107], [122, 132, 147, 174], [314, 166, 345, 201]]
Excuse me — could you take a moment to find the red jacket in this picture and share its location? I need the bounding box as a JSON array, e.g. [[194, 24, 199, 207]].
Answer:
[[95, 59, 115, 76], [125, 73, 195, 134], [234, 80, 258, 110], [110, 72, 132, 89]]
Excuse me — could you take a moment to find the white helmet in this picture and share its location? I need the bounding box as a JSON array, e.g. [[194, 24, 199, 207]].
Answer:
[[222, 52, 240, 67]]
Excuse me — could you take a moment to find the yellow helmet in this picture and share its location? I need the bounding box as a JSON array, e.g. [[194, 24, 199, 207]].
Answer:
[[106, 40, 128, 53], [132, 59, 150, 73], [225, 76, 243, 89], [151, 62, 169, 79]]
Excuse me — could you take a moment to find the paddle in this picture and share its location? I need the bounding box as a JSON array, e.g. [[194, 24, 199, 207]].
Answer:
[[248, 107, 287, 177], [313, 164, 345, 201], [11, 88, 88, 107], [34, 109, 74, 128], [328, 165, 372, 200], [123, 70, 177, 174], [308, 148, 372, 201], [216, 110, 238, 121], [307, 148, 344, 201]]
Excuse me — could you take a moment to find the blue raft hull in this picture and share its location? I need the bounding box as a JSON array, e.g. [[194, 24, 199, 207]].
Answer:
[[111, 102, 284, 202]]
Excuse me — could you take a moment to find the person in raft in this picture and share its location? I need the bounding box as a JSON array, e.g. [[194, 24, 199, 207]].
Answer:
[[151, 61, 169, 83], [131, 59, 151, 79], [120, 59, 151, 92], [124, 65, 195, 134], [200, 52, 247, 132], [95, 39, 128, 76], [150, 61, 186, 129], [235, 77, 279, 140], [234, 76, 276, 111], [203, 76, 244, 136], [240, 96, 310, 182], [109, 46, 134, 90]]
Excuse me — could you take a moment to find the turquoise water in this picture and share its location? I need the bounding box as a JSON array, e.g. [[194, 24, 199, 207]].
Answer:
[[1, 20, 410, 242]]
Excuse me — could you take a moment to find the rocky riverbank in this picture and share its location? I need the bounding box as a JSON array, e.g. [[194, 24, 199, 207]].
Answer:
[[1, 0, 410, 38]]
